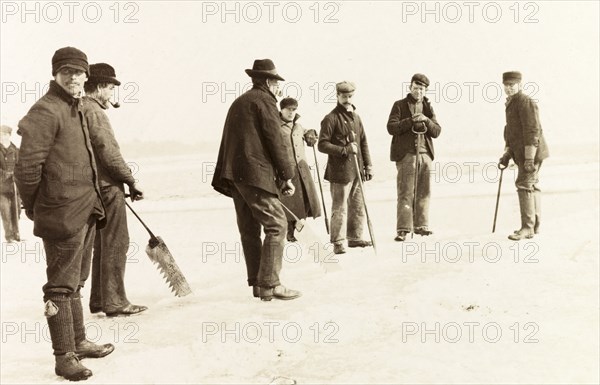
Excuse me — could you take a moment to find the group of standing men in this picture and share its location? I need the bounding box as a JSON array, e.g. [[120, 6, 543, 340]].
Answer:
[[5, 46, 147, 381], [2, 53, 548, 380], [212, 59, 549, 302]]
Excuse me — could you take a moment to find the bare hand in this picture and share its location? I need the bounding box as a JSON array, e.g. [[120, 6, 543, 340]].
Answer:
[[281, 179, 295, 196], [128, 183, 144, 202]]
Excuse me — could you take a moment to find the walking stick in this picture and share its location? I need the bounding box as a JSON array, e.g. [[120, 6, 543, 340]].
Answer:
[[280, 202, 305, 232], [411, 124, 425, 239], [492, 164, 507, 233], [312, 146, 329, 235], [348, 133, 377, 254]]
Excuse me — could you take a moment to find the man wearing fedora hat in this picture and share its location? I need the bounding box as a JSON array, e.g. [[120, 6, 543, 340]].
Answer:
[[318, 81, 374, 254], [82, 63, 147, 316], [499, 71, 549, 240], [0, 124, 21, 242], [15, 46, 114, 381], [386, 73, 442, 242], [212, 59, 301, 301]]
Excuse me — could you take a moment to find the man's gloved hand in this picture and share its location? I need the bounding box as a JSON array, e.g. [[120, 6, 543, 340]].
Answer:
[[128, 183, 144, 202], [364, 166, 374, 181], [304, 132, 318, 147], [498, 152, 511, 168], [281, 179, 295, 196], [523, 145, 537, 172]]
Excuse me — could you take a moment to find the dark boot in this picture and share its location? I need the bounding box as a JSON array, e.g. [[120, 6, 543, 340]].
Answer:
[[55, 352, 93, 381], [533, 189, 541, 234], [71, 292, 114, 359], [508, 190, 535, 240], [45, 294, 92, 381], [286, 221, 297, 242]]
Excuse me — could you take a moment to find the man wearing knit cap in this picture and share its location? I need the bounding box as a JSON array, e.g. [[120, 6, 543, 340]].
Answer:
[[212, 59, 301, 301], [82, 63, 147, 316], [15, 47, 114, 381], [0, 124, 21, 242], [318, 81, 373, 254], [499, 71, 549, 240], [386, 73, 442, 242]]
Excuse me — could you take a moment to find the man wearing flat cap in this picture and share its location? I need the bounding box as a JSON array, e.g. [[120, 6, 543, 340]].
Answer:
[[0, 124, 21, 242], [318, 81, 373, 254], [498, 71, 549, 240], [212, 59, 301, 301], [82, 63, 147, 316], [386, 73, 442, 242], [15, 46, 114, 381]]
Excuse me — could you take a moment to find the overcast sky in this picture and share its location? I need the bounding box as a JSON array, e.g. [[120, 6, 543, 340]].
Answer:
[[1, 1, 598, 153]]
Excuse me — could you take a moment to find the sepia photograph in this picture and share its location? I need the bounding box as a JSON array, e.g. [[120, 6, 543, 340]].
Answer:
[[1, 1, 598, 383]]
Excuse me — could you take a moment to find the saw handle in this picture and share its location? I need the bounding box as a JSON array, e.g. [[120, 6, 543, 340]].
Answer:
[[124, 200, 160, 247]]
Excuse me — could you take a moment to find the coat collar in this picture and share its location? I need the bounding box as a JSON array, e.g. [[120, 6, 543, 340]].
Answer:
[[334, 103, 356, 121], [406, 93, 429, 105], [252, 84, 277, 102], [49, 80, 81, 106], [505, 90, 523, 108], [280, 112, 301, 125], [84, 95, 109, 110]]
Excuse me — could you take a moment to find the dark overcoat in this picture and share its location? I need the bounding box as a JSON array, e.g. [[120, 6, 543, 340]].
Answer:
[[0, 143, 18, 195], [386, 95, 442, 162], [82, 97, 136, 189], [212, 85, 295, 197], [15, 81, 105, 239], [318, 104, 372, 184], [504, 91, 549, 164]]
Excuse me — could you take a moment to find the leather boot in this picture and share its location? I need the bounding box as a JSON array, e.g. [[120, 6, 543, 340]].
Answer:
[[286, 221, 297, 242], [45, 294, 92, 380], [533, 189, 541, 234], [55, 352, 93, 381], [508, 189, 535, 240], [71, 291, 114, 359], [259, 285, 302, 301]]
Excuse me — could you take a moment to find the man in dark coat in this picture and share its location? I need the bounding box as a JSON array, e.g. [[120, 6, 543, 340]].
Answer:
[[0, 125, 21, 242], [212, 59, 301, 301], [82, 63, 147, 316], [386, 74, 442, 242], [15, 47, 114, 381], [279, 97, 322, 242], [498, 71, 549, 240], [318, 81, 373, 254]]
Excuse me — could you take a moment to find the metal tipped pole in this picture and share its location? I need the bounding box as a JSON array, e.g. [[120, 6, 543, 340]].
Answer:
[[312, 146, 329, 235], [492, 164, 507, 233]]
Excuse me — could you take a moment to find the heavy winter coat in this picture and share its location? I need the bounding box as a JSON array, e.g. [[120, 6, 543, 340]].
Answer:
[[279, 114, 322, 219], [386, 94, 442, 161], [504, 91, 549, 164], [82, 97, 136, 189], [15, 81, 105, 239], [0, 143, 18, 194], [318, 104, 372, 184], [212, 85, 295, 197]]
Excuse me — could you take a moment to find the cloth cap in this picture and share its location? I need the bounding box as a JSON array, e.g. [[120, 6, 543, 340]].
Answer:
[[336, 81, 356, 93], [411, 73, 430, 87], [503, 71, 522, 84], [52, 46, 89, 77]]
